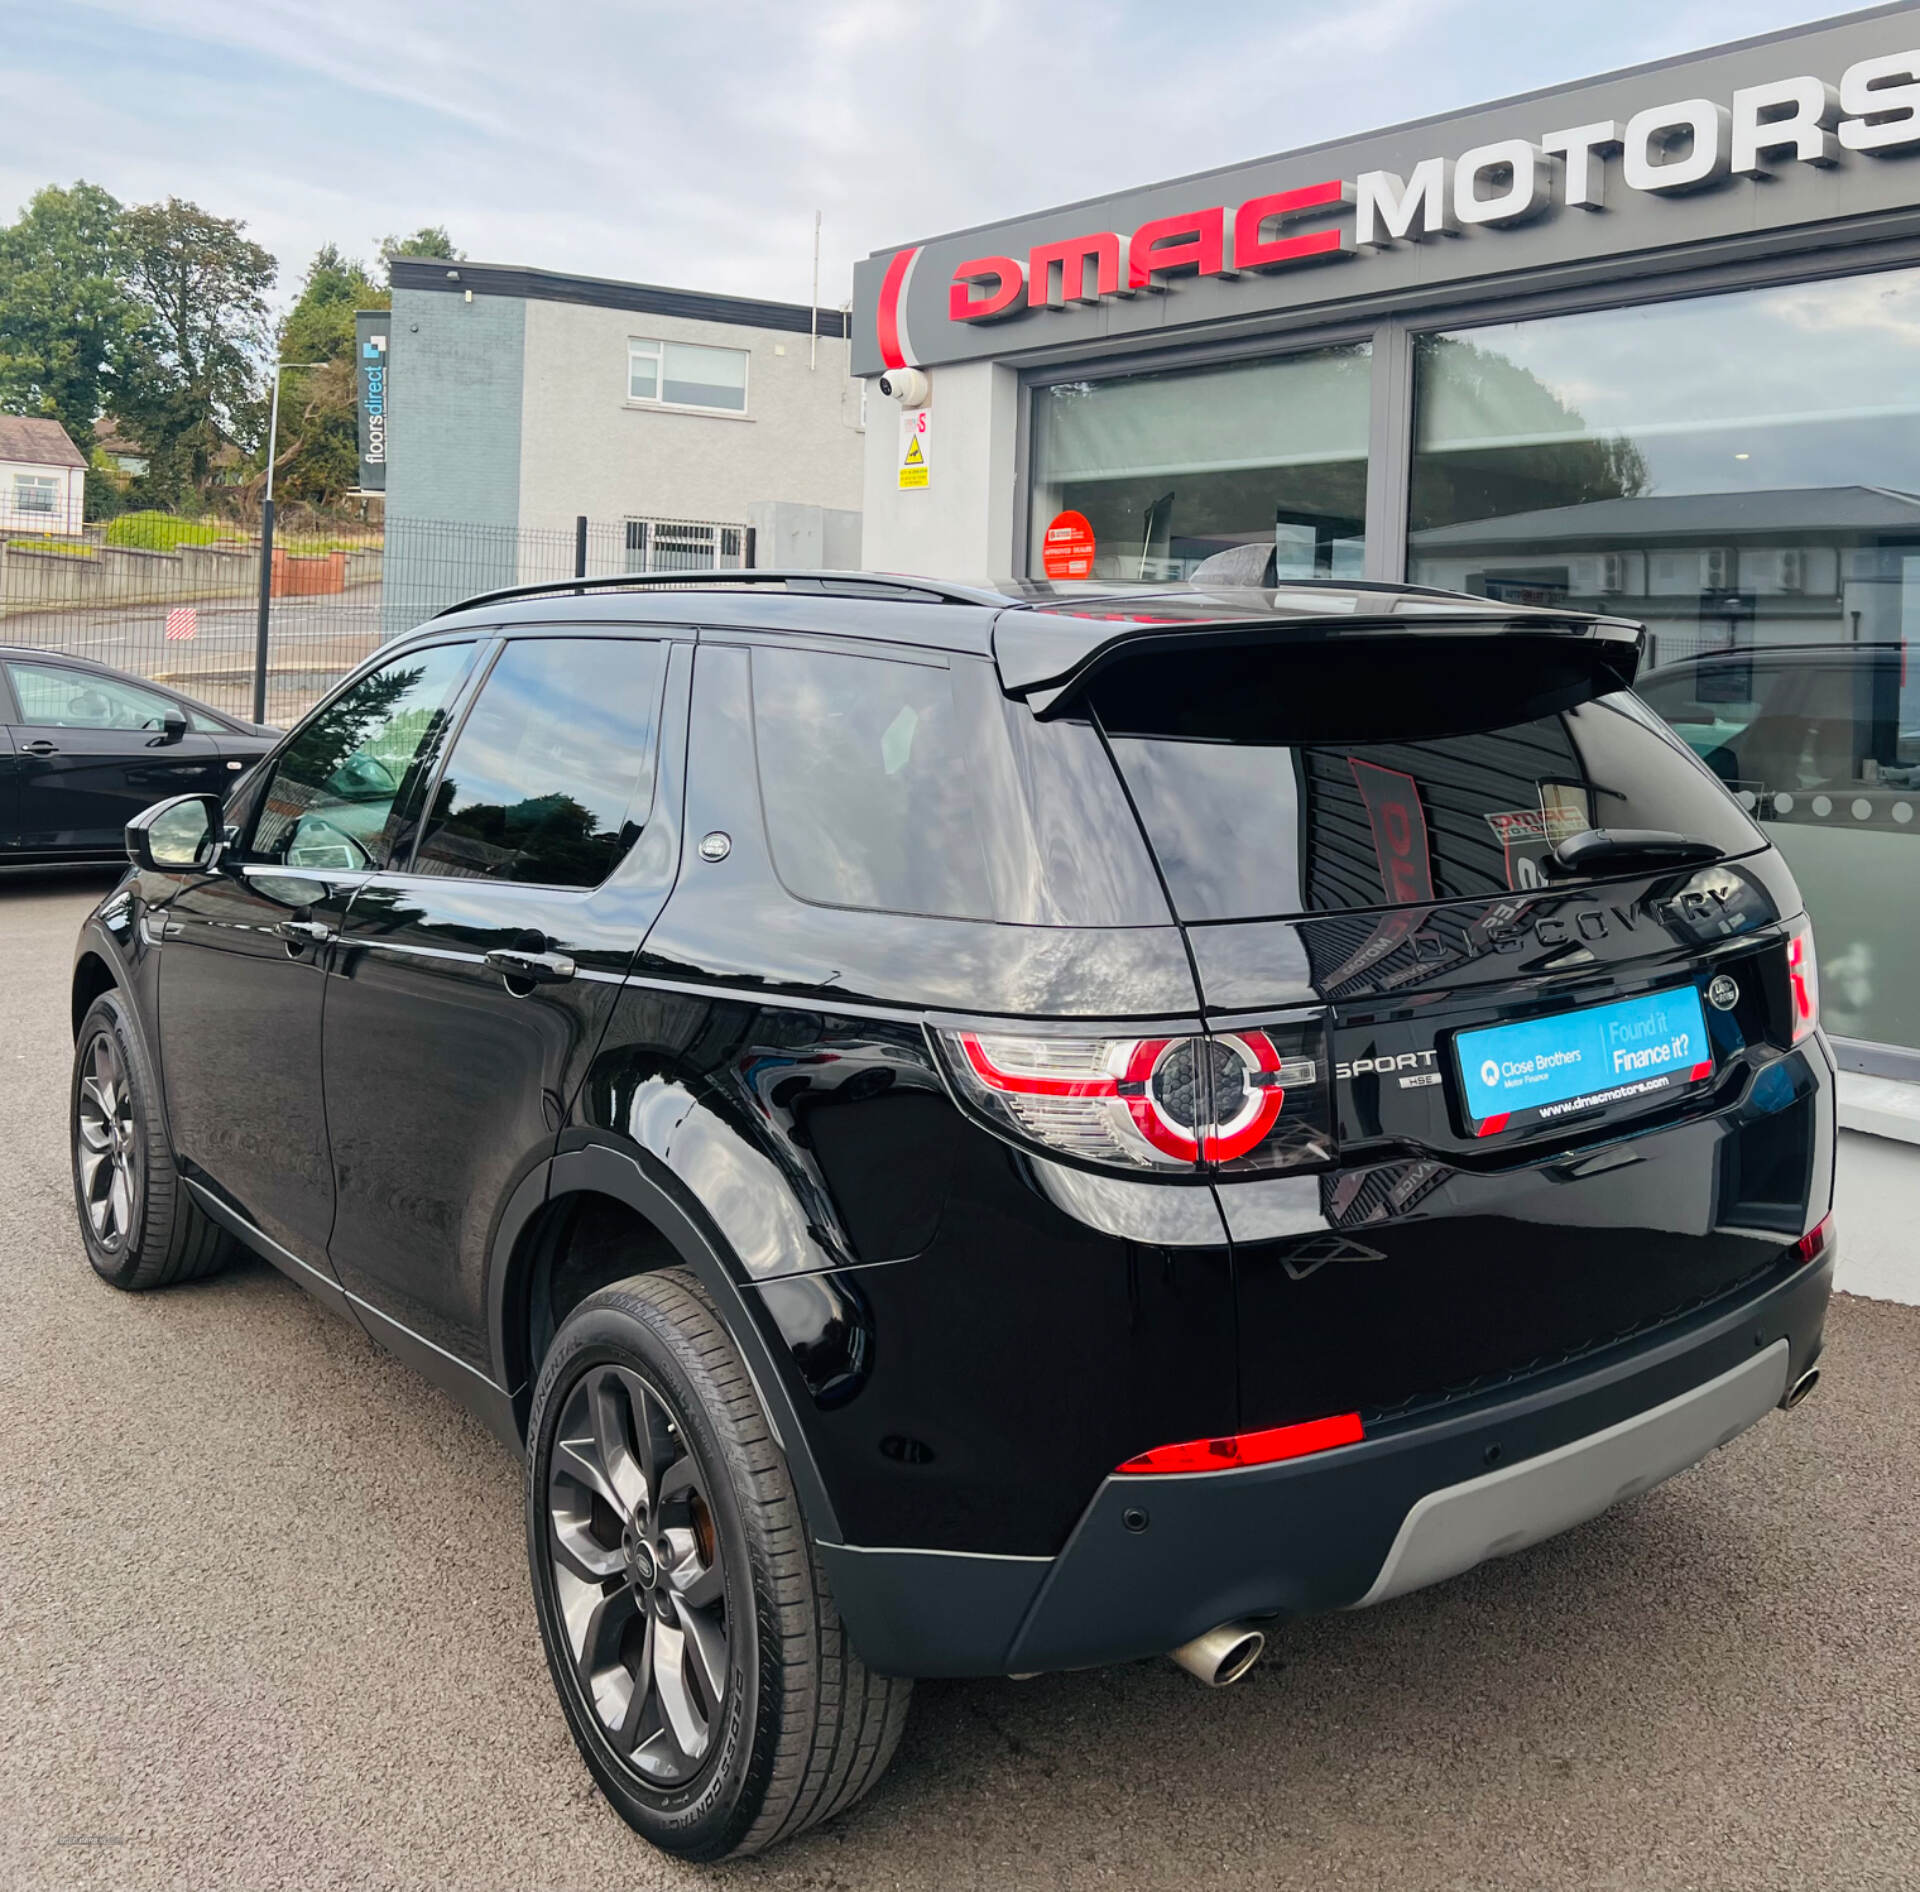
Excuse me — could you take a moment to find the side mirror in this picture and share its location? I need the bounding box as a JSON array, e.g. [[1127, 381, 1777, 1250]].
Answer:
[[155, 709, 190, 746], [127, 793, 224, 874]]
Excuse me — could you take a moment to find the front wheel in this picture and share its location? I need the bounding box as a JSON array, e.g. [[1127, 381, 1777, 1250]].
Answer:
[[525, 1269, 910, 1860], [70, 989, 235, 1291]]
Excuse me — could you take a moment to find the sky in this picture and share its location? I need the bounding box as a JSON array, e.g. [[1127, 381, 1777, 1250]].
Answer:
[[0, 0, 1859, 316]]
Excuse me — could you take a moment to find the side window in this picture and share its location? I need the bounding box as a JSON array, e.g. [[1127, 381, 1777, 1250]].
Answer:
[[7, 661, 179, 731], [251, 643, 475, 870], [413, 637, 667, 888], [750, 644, 992, 920]]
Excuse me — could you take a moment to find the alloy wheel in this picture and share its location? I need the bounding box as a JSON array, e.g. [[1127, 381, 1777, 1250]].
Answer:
[[546, 1364, 730, 1785], [76, 1031, 141, 1252]]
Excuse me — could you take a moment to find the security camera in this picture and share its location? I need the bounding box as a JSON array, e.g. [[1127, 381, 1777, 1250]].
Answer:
[[878, 366, 929, 406]]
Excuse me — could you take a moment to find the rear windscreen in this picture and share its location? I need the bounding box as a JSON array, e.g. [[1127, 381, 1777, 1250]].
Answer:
[[1093, 645, 1762, 921]]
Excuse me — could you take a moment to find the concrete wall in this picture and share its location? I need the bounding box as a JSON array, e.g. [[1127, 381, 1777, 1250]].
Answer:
[[515, 299, 864, 538], [746, 501, 862, 570], [383, 285, 527, 636], [859, 361, 1019, 580]]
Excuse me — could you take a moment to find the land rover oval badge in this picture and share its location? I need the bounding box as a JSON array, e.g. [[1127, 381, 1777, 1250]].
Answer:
[[1707, 974, 1740, 1011]]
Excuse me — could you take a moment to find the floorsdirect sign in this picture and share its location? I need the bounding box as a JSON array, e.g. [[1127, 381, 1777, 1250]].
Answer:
[[355, 311, 387, 493]]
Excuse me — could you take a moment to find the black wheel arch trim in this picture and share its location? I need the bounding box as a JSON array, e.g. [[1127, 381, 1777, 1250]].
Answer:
[[487, 1135, 847, 1548]]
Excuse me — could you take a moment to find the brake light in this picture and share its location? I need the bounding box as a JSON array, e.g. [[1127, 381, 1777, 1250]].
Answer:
[[1793, 1214, 1833, 1265], [1786, 920, 1819, 1044], [1117, 1411, 1364, 1474], [936, 1018, 1332, 1175]]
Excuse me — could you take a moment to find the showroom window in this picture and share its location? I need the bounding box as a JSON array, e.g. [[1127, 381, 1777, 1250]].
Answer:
[[1027, 344, 1371, 583], [1409, 267, 1920, 1055], [627, 338, 749, 413]]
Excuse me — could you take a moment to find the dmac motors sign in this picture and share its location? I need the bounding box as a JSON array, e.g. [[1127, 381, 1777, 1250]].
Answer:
[[852, 27, 1920, 377]]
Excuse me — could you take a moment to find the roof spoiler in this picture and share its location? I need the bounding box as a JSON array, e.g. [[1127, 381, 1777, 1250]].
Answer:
[[993, 612, 1648, 717]]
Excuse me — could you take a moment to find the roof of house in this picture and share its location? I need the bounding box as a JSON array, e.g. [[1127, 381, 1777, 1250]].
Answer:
[[0, 416, 86, 470]]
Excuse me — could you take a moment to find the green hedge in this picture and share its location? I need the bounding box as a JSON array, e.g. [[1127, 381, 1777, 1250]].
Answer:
[[105, 512, 225, 551]]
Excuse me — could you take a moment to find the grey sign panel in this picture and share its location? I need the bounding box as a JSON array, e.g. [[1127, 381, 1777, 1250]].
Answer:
[[851, 8, 1920, 377], [356, 309, 388, 492]]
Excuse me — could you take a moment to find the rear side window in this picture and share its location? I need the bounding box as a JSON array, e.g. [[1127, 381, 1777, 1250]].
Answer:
[[1097, 644, 1763, 921], [414, 636, 666, 888], [751, 644, 992, 920]]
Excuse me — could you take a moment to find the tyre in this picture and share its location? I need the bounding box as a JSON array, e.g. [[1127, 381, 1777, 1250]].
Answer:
[[526, 1269, 911, 1860], [70, 989, 236, 1292]]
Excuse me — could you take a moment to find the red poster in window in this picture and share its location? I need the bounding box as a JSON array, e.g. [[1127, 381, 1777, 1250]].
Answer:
[[1041, 510, 1095, 581], [1349, 759, 1435, 906]]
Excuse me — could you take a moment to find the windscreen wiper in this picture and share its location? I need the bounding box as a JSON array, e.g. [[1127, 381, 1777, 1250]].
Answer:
[[1549, 828, 1722, 875]]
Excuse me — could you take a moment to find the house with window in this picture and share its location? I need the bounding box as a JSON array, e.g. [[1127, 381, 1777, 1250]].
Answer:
[[0, 417, 86, 535], [379, 258, 865, 631]]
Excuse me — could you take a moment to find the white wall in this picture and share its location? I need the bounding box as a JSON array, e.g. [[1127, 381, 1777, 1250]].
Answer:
[[860, 360, 1019, 579], [516, 300, 865, 537], [0, 460, 84, 536]]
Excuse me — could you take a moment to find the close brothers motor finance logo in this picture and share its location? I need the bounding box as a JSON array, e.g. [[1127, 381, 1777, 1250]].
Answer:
[[871, 48, 1920, 369]]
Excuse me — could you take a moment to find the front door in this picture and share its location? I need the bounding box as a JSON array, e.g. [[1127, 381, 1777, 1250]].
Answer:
[[322, 632, 684, 1370], [3, 658, 227, 851], [156, 638, 479, 1275]]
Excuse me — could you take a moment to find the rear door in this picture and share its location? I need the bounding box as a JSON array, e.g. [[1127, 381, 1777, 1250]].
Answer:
[[3, 657, 228, 851], [1083, 628, 1825, 1434]]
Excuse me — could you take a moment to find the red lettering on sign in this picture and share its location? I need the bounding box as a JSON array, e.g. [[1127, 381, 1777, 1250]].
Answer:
[[1234, 181, 1354, 270], [1029, 233, 1124, 308], [950, 255, 1026, 322], [1128, 209, 1226, 289]]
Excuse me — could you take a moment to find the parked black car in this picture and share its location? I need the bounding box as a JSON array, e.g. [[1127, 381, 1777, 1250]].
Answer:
[[1, 646, 274, 863], [69, 573, 1834, 1860]]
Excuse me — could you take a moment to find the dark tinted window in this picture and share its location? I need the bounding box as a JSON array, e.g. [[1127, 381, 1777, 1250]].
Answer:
[[752, 645, 992, 919], [252, 642, 474, 870], [414, 637, 666, 888], [1103, 673, 1762, 922]]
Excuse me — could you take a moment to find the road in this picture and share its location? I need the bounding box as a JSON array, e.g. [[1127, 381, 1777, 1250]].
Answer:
[[0, 590, 383, 725], [2, 872, 1917, 1892]]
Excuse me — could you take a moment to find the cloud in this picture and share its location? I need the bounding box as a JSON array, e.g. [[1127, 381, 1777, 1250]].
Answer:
[[3, 0, 1844, 312]]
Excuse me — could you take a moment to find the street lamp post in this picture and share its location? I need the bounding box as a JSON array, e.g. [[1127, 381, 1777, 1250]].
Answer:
[[252, 362, 322, 725]]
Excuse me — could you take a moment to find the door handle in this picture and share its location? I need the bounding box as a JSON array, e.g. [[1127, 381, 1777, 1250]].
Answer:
[[275, 918, 335, 945], [22, 740, 57, 755], [485, 948, 576, 986]]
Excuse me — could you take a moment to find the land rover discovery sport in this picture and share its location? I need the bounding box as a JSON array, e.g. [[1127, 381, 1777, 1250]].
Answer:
[[70, 572, 1834, 1859]]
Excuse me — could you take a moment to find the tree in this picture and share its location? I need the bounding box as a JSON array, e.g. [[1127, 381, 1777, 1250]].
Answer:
[[273, 245, 387, 503], [382, 226, 463, 270], [0, 181, 141, 452], [116, 198, 276, 502]]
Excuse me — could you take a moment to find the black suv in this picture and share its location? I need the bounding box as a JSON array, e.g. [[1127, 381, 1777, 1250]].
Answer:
[[69, 573, 1835, 1860]]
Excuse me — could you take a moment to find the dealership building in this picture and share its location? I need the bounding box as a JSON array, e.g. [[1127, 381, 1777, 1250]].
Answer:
[[853, 5, 1920, 1284]]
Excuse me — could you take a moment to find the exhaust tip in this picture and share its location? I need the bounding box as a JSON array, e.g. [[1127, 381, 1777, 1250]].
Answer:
[[1783, 1365, 1821, 1410], [1169, 1621, 1267, 1688]]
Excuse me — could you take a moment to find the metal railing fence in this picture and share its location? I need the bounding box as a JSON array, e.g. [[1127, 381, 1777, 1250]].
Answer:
[[0, 512, 750, 728]]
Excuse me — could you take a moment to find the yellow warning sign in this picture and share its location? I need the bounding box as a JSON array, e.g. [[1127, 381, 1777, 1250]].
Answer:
[[898, 408, 931, 489]]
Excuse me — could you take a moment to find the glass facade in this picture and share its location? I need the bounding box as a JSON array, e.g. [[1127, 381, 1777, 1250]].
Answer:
[[1028, 345, 1370, 583], [1408, 269, 1920, 1054], [1017, 266, 1920, 1054]]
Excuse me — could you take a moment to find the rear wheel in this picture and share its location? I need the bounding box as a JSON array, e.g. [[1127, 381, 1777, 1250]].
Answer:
[[526, 1269, 910, 1860], [70, 990, 234, 1291]]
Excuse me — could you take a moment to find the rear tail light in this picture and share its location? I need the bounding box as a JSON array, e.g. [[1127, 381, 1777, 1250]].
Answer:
[[934, 1017, 1334, 1176], [1793, 1213, 1833, 1265], [1785, 919, 1819, 1045], [1117, 1411, 1364, 1474]]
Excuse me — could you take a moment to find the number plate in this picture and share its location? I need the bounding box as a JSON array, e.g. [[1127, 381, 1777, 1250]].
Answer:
[[1455, 985, 1713, 1135]]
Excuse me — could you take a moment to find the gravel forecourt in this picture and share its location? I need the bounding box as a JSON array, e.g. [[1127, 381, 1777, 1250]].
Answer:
[[2, 871, 1916, 1892]]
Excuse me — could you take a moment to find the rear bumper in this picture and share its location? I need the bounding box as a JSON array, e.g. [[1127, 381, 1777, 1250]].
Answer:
[[823, 1250, 1830, 1677]]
